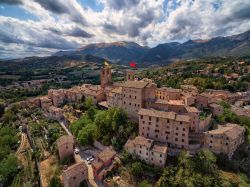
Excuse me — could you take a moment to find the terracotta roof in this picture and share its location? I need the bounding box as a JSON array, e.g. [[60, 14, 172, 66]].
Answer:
[[138, 108, 176, 119], [176, 114, 190, 122], [133, 136, 153, 148], [206, 123, 245, 140], [49, 106, 63, 112], [62, 161, 87, 179], [155, 99, 184, 106], [57, 135, 74, 147], [157, 87, 181, 93], [151, 143, 168, 154], [91, 159, 103, 170], [111, 87, 122, 94], [185, 106, 199, 113], [121, 81, 149, 89], [40, 96, 52, 102], [98, 148, 116, 163], [124, 139, 134, 149]]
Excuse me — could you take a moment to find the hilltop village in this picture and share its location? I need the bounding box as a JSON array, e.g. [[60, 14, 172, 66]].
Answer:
[[16, 62, 250, 186]]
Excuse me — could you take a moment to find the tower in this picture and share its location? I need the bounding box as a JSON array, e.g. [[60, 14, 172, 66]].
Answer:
[[100, 66, 112, 88], [126, 70, 136, 81]]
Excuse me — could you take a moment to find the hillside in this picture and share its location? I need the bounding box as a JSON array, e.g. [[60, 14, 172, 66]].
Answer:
[[54, 30, 250, 66], [54, 41, 149, 64]]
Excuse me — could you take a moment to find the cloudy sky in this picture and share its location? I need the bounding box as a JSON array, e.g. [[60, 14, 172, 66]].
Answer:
[[0, 0, 250, 59]]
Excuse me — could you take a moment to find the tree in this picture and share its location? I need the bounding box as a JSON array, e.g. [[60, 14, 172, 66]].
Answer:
[[77, 123, 97, 145], [0, 100, 4, 118], [193, 149, 218, 175], [49, 176, 62, 187], [0, 154, 19, 185], [130, 162, 143, 177]]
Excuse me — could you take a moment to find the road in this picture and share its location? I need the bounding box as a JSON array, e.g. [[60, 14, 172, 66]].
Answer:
[[74, 150, 101, 187], [16, 133, 27, 155], [58, 119, 100, 187], [58, 120, 73, 136]]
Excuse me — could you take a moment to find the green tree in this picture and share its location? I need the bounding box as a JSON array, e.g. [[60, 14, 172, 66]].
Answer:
[[0, 100, 4, 118], [0, 154, 19, 185], [130, 162, 143, 177], [49, 176, 62, 187]]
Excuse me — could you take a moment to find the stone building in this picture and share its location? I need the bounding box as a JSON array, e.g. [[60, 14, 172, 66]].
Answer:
[[204, 123, 245, 158], [156, 87, 182, 100], [138, 108, 192, 149], [48, 89, 66, 107], [48, 106, 64, 120], [40, 96, 52, 111], [62, 161, 88, 187], [101, 66, 112, 88], [107, 80, 157, 118], [91, 148, 117, 181], [209, 103, 224, 116], [57, 135, 74, 160], [125, 136, 168, 168]]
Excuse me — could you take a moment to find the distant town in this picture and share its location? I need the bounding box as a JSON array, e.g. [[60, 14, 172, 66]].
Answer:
[[8, 60, 247, 187]]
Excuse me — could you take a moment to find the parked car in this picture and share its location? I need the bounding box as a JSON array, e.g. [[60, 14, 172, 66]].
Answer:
[[74, 148, 80, 154]]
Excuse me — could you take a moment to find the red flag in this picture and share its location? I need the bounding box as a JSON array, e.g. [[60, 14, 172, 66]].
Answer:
[[129, 61, 137, 68]]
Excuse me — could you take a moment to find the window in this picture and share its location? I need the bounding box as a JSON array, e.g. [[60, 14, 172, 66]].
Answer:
[[151, 158, 153, 161], [176, 133, 178, 136], [175, 138, 178, 141], [182, 139, 184, 142], [176, 127, 179, 130], [129, 95, 131, 98], [180, 121, 183, 125], [149, 117, 151, 121], [160, 160, 162, 163], [183, 128, 185, 131], [156, 134, 158, 138], [140, 145, 142, 148], [142, 121, 145, 124], [167, 119, 170, 123], [135, 96, 137, 99], [156, 118, 159, 122], [147, 133, 149, 137], [160, 154, 162, 157], [141, 115, 143, 119], [146, 152, 148, 155], [73, 177, 76, 180], [139, 150, 141, 153], [142, 132, 144, 136], [182, 134, 185, 137], [147, 127, 150, 130], [148, 122, 151, 125], [152, 152, 154, 155], [124, 101, 126, 104]]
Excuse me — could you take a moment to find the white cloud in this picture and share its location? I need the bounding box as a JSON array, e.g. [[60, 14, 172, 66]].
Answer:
[[0, 0, 250, 58]]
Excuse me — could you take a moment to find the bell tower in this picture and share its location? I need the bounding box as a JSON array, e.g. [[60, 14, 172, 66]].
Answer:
[[100, 66, 112, 88], [126, 70, 136, 81]]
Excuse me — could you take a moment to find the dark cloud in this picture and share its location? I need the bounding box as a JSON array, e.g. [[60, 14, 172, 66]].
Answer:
[[67, 27, 93, 38], [35, 35, 78, 50], [106, 0, 140, 10], [103, 8, 155, 37], [0, 30, 23, 44], [34, 0, 68, 14], [232, 4, 250, 20], [0, 0, 23, 5], [0, 28, 77, 50], [46, 27, 93, 38], [34, 0, 87, 25]]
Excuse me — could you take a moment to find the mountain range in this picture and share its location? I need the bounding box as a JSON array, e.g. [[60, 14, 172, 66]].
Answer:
[[55, 30, 250, 65]]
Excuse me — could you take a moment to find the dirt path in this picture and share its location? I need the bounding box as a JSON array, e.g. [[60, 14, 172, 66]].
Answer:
[[16, 133, 27, 155]]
